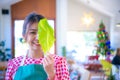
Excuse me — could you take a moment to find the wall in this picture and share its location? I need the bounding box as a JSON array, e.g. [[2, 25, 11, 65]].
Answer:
[[0, 7, 11, 50], [56, 0, 68, 56], [111, 14, 120, 49], [0, 8, 1, 41], [11, 0, 56, 19], [67, 0, 110, 32]]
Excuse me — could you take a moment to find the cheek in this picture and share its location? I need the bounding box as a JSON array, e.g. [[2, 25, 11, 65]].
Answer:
[[26, 36, 35, 43], [26, 37, 31, 42]]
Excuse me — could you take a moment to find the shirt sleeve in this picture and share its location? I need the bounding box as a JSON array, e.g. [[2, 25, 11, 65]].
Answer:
[[55, 57, 70, 80], [5, 60, 14, 80]]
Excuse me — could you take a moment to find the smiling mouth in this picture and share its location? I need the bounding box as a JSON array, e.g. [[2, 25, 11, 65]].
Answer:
[[33, 42, 40, 46]]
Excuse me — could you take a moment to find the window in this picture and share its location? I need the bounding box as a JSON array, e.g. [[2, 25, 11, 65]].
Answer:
[[14, 20, 55, 57], [66, 31, 97, 62]]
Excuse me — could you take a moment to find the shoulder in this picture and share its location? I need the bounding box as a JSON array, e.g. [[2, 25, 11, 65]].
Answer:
[[8, 56, 23, 66], [53, 54, 66, 60], [6, 56, 24, 75], [113, 55, 120, 59], [53, 54, 67, 64]]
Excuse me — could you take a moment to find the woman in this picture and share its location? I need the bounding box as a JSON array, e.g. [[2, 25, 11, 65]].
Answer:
[[112, 48, 120, 80], [112, 48, 120, 65], [5, 13, 70, 80]]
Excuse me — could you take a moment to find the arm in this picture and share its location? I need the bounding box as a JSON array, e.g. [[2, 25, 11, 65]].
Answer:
[[55, 57, 70, 80], [5, 60, 14, 80]]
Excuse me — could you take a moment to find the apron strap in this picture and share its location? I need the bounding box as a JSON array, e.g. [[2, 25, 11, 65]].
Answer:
[[20, 56, 26, 66]]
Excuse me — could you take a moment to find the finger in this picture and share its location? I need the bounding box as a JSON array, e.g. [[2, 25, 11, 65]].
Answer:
[[45, 56, 51, 64], [43, 57, 48, 66], [45, 52, 50, 56], [48, 54, 54, 61]]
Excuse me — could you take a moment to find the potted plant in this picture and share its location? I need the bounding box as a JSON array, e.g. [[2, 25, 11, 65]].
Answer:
[[0, 41, 11, 61]]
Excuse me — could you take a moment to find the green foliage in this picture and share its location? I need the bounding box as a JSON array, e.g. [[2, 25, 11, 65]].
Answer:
[[107, 70, 115, 80], [0, 41, 11, 61], [62, 46, 66, 57]]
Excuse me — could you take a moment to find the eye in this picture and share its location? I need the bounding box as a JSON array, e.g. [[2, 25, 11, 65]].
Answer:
[[29, 31, 37, 34]]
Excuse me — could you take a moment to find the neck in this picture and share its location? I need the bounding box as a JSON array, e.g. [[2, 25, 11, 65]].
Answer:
[[27, 49, 44, 59]]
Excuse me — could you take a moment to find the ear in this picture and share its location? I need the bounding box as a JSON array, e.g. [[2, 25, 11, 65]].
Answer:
[[22, 35, 27, 43]]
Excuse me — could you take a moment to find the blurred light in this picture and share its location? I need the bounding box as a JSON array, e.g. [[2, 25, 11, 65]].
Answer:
[[82, 13, 94, 27], [116, 23, 120, 27]]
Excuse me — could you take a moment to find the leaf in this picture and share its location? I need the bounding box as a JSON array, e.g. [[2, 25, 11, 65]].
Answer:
[[38, 18, 55, 55], [5, 48, 11, 51]]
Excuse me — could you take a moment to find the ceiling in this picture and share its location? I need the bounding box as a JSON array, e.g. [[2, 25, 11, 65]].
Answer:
[[76, 0, 120, 17], [93, 0, 120, 16], [0, 0, 120, 17], [0, 0, 21, 8]]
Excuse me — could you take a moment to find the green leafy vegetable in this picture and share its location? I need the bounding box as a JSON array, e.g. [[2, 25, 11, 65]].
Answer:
[[38, 18, 55, 55]]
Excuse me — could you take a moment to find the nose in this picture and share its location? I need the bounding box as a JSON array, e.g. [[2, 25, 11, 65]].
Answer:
[[35, 34, 39, 40]]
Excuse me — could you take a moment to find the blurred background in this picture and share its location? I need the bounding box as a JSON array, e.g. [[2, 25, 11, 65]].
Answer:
[[0, 0, 120, 80]]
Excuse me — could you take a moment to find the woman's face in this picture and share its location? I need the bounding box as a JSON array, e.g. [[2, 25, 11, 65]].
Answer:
[[25, 22, 42, 51]]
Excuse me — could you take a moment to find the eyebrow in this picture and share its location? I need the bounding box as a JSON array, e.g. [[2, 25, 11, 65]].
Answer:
[[29, 29, 37, 31]]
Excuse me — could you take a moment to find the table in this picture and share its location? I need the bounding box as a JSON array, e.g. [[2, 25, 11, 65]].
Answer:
[[84, 63, 102, 72], [83, 63, 105, 80], [88, 71, 105, 80]]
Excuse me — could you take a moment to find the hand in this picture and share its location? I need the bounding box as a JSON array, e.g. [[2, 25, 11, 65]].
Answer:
[[43, 54, 55, 80]]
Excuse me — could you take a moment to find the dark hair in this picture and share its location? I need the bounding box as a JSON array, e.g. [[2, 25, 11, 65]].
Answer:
[[22, 13, 44, 36], [116, 48, 120, 55]]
